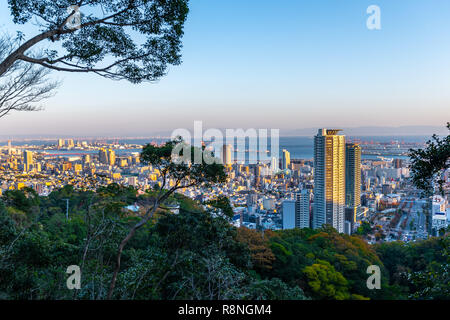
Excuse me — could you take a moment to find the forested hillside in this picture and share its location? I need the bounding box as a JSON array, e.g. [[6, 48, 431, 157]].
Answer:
[[0, 185, 448, 300]]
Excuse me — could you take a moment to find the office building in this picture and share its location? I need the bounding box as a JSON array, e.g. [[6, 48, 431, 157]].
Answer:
[[282, 189, 311, 229]]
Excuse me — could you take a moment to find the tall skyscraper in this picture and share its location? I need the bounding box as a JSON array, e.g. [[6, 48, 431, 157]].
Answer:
[[108, 149, 116, 166], [58, 139, 65, 148], [222, 144, 232, 166], [282, 189, 311, 229], [282, 149, 291, 170], [23, 150, 34, 172], [313, 129, 345, 233], [7, 140, 11, 155], [345, 143, 361, 233]]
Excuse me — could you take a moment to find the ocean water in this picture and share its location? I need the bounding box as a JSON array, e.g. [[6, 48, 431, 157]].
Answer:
[[1, 136, 427, 160]]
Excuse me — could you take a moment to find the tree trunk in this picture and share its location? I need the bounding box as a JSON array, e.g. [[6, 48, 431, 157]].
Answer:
[[106, 202, 158, 299]]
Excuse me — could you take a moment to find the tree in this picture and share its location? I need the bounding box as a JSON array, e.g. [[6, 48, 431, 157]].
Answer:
[[302, 260, 350, 300], [1, 0, 189, 83], [356, 221, 372, 236], [236, 227, 275, 272], [243, 278, 308, 300], [409, 123, 450, 196], [106, 138, 227, 299], [407, 237, 450, 300], [205, 195, 234, 219], [0, 36, 58, 118]]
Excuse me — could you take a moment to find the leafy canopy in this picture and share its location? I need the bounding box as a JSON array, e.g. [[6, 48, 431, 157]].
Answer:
[[3, 0, 189, 82], [409, 122, 450, 195]]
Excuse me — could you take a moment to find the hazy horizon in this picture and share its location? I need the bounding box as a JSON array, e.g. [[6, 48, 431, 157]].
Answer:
[[0, 125, 447, 141]]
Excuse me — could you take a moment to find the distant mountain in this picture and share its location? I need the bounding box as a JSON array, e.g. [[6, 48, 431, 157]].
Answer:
[[280, 126, 448, 137], [0, 125, 447, 141]]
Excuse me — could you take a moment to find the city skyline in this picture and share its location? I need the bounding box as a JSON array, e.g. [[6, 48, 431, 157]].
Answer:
[[1, 0, 450, 136], [0, 124, 448, 141]]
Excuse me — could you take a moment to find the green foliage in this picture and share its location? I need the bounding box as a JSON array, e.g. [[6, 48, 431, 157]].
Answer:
[[375, 237, 449, 299], [262, 226, 393, 300], [242, 278, 308, 300], [4, 0, 190, 83], [0, 187, 448, 300], [303, 259, 349, 300], [356, 221, 372, 236], [205, 195, 234, 219], [140, 138, 228, 188], [409, 122, 450, 195]]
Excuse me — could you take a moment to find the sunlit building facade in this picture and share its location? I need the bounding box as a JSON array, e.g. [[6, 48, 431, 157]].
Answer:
[[313, 129, 345, 233], [282, 149, 291, 171]]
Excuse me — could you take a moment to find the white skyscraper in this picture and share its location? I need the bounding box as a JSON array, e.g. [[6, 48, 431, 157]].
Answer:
[[270, 156, 279, 174], [313, 129, 346, 233], [222, 144, 232, 165]]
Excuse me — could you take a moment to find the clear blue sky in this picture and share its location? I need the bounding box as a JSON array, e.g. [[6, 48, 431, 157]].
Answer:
[[1, 0, 450, 136]]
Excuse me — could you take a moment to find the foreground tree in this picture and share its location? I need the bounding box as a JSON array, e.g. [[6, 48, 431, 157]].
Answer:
[[107, 138, 227, 299], [0, 36, 58, 118], [407, 237, 449, 300], [1, 0, 189, 82], [409, 122, 450, 196]]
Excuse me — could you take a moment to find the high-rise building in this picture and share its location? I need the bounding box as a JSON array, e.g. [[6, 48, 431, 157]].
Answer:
[[345, 143, 361, 230], [107, 149, 116, 166], [67, 139, 75, 148], [99, 148, 108, 164], [58, 139, 65, 148], [23, 150, 34, 172], [7, 140, 11, 155], [222, 144, 232, 165], [282, 189, 311, 229], [270, 156, 279, 174], [313, 129, 345, 233], [282, 149, 291, 171], [393, 158, 403, 169], [282, 200, 296, 229]]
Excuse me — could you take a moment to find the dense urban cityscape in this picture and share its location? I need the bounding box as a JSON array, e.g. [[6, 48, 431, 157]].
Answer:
[[1, 129, 448, 244]]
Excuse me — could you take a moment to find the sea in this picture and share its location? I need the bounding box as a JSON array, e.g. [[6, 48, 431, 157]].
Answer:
[[0, 136, 429, 161]]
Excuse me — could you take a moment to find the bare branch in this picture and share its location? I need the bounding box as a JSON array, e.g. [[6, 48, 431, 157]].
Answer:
[[0, 36, 59, 118]]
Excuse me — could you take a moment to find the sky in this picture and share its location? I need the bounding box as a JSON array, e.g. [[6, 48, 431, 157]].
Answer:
[[0, 0, 450, 137]]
